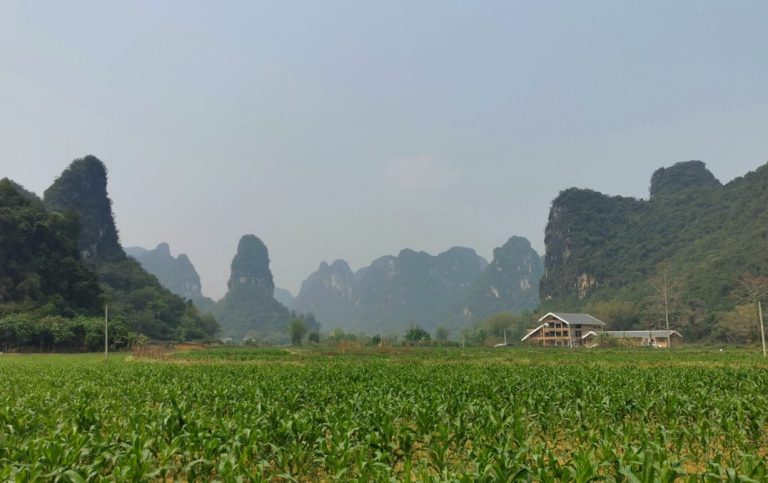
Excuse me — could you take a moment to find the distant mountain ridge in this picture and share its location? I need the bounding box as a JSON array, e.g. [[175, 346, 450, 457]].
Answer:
[[273, 287, 296, 308], [127, 243, 215, 311], [294, 241, 541, 334]]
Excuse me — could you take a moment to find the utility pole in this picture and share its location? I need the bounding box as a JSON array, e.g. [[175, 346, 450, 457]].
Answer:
[[503, 329, 507, 346], [104, 304, 109, 361], [759, 301, 766, 357]]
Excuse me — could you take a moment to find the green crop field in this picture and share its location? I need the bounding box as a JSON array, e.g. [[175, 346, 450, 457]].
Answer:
[[2, 348, 768, 481]]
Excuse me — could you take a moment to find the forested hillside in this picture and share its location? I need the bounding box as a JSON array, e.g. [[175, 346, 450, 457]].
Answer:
[[0, 179, 101, 317], [0, 156, 218, 350], [540, 160, 768, 340]]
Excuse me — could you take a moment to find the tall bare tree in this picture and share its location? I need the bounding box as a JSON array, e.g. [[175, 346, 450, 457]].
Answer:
[[648, 262, 683, 347], [734, 273, 768, 356]]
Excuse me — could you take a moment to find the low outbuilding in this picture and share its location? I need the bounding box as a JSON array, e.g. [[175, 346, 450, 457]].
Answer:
[[581, 330, 682, 348]]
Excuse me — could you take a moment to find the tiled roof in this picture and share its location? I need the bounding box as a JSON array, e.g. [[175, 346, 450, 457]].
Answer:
[[539, 312, 606, 326]]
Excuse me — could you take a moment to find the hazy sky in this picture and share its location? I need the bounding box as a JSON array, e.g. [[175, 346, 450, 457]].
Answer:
[[1, 1, 767, 298]]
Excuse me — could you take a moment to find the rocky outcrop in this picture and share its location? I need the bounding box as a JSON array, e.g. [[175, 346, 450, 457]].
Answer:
[[461, 236, 543, 320], [650, 160, 722, 199], [539, 187, 642, 302], [212, 235, 318, 340], [43, 155, 124, 261], [227, 235, 274, 296]]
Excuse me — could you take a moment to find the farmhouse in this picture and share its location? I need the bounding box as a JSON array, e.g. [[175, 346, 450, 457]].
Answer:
[[521, 313, 606, 347], [581, 330, 682, 348]]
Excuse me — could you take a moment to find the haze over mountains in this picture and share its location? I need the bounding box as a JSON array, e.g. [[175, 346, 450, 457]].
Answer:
[[94, 157, 768, 341], [286, 241, 542, 334], [130, 238, 543, 335], [3, 155, 768, 345]]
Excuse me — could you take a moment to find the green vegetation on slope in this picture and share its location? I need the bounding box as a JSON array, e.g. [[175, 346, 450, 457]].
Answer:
[[540, 160, 768, 339], [1, 156, 218, 349], [0, 179, 101, 318]]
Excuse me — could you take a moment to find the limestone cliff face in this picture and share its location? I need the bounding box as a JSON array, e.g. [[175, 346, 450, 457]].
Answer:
[[538, 187, 642, 302], [537, 159, 767, 316], [212, 235, 317, 340], [461, 237, 543, 320], [227, 235, 275, 296], [43, 155, 124, 261], [128, 242, 214, 311]]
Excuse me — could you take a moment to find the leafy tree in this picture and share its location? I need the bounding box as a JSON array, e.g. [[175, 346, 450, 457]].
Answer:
[[308, 332, 320, 344], [435, 326, 449, 341], [404, 325, 431, 344], [289, 319, 307, 346], [715, 304, 756, 343]]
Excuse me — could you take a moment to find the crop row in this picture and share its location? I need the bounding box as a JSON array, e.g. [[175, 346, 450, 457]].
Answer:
[[1, 353, 767, 481]]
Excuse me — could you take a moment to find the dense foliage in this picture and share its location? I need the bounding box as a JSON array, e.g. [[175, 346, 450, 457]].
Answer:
[[0, 314, 130, 352], [649, 160, 722, 199], [2, 349, 768, 480], [0, 179, 101, 318], [1, 157, 219, 347], [89, 256, 218, 340], [540, 160, 768, 339]]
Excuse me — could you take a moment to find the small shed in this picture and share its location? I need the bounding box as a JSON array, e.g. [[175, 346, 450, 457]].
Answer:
[[581, 330, 683, 348]]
